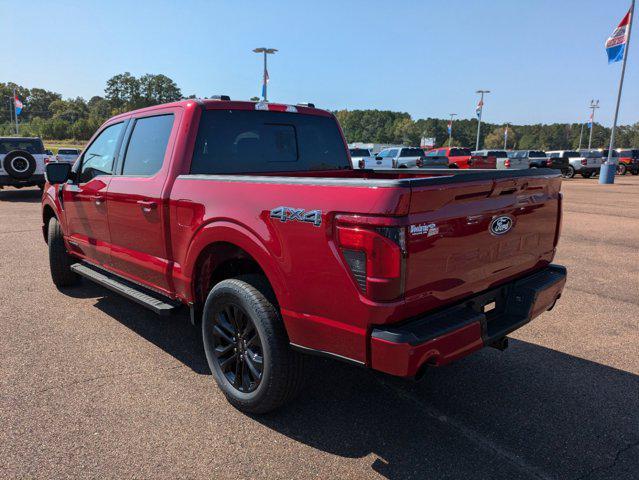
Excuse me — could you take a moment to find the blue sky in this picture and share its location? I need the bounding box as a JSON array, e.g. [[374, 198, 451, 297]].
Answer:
[[1, 0, 637, 126]]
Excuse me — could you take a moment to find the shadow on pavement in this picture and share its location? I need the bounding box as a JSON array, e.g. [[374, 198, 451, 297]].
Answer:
[[61, 282, 639, 479], [0, 187, 42, 203]]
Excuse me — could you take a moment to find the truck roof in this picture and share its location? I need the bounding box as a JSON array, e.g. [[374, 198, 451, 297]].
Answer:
[[108, 98, 333, 122]]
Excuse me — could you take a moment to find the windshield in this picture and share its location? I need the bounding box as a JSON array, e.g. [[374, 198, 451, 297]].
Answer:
[[0, 138, 45, 155], [191, 110, 350, 174], [400, 148, 424, 157], [349, 148, 370, 157]]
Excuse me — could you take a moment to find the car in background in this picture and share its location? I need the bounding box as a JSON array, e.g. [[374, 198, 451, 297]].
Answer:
[[601, 148, 639, 176], [56, 148, 81, 165], [377, 147, 430, 168], [508, 150, 551, 169], [426, 146, 496, 169], [0, 137, 47, 189], [475, 149, 522, 169], [575, 150, 604, 178]]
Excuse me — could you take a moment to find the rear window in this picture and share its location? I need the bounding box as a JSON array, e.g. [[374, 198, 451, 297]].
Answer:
[[0, 138, 45, 155], [58, 149, 80, 155], [400, 148, 424, 157], [581, 151, 603, 158], [349, 148, 370, 157], [488, 151, 508, 158], [530, 151, 546, 157], [450, 148, 471, 156], [191, 110, 349, 174], [563, 151, 580, 158]]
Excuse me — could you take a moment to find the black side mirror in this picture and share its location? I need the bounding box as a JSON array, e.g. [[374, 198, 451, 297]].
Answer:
[[45, 162, 72, 184]]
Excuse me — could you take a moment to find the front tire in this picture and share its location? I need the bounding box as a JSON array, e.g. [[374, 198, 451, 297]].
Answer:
[[202, 276, 305, 414], [617, 163, 627, 175], [47, 217, 79, 288]]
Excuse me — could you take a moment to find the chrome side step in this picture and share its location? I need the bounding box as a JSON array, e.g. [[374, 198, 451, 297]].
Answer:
[[70, 262, 182, 316]]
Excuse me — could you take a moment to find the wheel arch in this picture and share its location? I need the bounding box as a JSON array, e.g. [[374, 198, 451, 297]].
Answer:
[[42, 203, 58, 243], [184, 221, 288, 316]]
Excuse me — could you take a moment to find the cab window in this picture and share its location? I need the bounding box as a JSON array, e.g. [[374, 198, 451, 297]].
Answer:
[[121, 114, 174, 176], [78, 122, 124, 183]]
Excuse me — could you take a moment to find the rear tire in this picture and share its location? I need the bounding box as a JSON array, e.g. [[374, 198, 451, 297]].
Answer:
[[581, 171, 593, 179], [202, 275, 305, 414], [565, 166, 576, 178], [47, 217, 79, 288], [617, 163, 627, 175]]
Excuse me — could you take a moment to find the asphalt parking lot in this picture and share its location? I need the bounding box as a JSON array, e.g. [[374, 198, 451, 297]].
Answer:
[[1, 177, 638, 480]]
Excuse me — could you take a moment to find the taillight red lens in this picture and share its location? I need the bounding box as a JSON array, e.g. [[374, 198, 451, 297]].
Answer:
[[336, 225, 405, 301], [504, 159, 511, 168], [581, 159, 587, 165]]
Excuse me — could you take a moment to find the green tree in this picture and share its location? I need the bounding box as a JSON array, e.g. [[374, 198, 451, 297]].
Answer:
[[105, 72, 141, 110], [139, 74, 182, 106]]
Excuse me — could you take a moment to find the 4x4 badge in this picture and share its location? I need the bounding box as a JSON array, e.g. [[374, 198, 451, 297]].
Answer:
[[270, 206, 322, 227]]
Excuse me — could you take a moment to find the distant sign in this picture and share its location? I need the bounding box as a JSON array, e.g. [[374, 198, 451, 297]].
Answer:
[[420, 137, 436, 148]]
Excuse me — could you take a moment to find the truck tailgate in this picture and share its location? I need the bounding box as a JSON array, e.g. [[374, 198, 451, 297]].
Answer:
[[403, 173, 562, 313]]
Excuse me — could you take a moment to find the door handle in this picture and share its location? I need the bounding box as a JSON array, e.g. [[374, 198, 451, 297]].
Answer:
[[137, 200, 157, 212], [89, 194, 104, 206]]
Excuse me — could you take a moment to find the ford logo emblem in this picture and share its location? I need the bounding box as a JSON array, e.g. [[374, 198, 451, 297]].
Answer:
[[490, 215, 513, 235]]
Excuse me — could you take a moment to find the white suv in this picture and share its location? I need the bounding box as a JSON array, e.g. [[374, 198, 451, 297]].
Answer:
[[0, 137, 48, 189]]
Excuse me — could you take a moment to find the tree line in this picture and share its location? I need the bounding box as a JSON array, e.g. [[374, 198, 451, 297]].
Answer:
[[1, 74, 638, 149]]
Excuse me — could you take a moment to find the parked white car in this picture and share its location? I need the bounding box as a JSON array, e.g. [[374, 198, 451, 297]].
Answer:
[[349, 148, 392, 169], [547, 150, 603, 178], [56, 148, 81, 165], [0, 137, 48, 189], [376, 147, 448, 168]]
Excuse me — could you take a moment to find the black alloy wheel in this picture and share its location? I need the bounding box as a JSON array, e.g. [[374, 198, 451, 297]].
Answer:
[[211, 303, 264, 393]]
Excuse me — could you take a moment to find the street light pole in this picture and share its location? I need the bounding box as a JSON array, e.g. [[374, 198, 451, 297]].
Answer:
[[475, 90, 490, 151], [587, 99, 600, 150], [253, 47, 277, 101], [448, 113, 457, 146]]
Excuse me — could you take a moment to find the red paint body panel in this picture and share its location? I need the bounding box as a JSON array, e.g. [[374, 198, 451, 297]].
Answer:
[[427, 147, 496, 169], [42, 99, 566, 375]]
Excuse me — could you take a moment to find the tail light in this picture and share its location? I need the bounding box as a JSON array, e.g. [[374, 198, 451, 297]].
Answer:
[[504, 159, 511, 168], [44, 157, 52, 164], [416, 157, 424, 168], [335, 218, 406, 302], [358, 159, 365, 169], [581, 159, 587, 166]]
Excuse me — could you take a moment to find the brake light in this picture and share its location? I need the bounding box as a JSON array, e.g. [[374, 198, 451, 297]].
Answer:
[[358, 159, 365, 169], [504, 158, 511, 168], [336, 223, 406, 301], [44, 157, 52, 164], [581, 159, 587, 165], [255, 101, 297, 112]]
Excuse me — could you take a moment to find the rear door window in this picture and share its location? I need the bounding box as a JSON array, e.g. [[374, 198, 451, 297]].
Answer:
[[190, 110, 349, 174], [121, 114, 174, 176], [0, 138, 45, 154]]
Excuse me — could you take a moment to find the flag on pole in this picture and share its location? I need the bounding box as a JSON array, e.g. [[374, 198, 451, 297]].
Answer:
[[447, 121, 452, 135], [475, 99, 483, 118], [261, 68, 269, 98], [606, 8, 632, 64], [14, 96, 23, 116], [588, 111, 593, 129]]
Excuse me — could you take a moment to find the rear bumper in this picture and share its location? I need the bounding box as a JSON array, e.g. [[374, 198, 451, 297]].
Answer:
[[0, 174, 45, 187], [369, 264, 567, 377]]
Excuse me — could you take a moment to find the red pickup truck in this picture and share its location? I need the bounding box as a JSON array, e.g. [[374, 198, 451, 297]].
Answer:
[[42, 99, 566, 413], [426, 146, 497, 169]]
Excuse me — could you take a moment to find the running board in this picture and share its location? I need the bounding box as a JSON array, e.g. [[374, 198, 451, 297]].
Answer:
[[70, 262, 182, 316]]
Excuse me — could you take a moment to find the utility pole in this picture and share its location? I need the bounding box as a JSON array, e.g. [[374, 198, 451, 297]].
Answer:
[[253, 47, 277, 101], [448, 113, 457, 146], [503, 123, 509, 150], [601, 0, 634, 184], [475, 90, 490, 151], [587, 99, 599, 150], [578, 122, 585, 150]]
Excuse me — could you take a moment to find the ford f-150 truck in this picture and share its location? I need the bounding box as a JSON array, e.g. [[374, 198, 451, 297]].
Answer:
[[42, 98, 567, 414]]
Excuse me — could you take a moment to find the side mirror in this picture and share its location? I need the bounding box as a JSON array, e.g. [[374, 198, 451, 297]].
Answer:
[[45, 162, 72, 184]]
